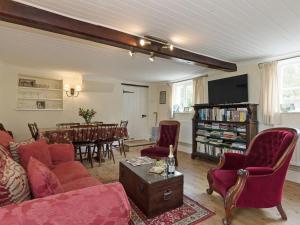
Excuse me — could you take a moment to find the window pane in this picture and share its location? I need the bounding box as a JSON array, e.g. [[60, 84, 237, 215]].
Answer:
[[172, 80, 193, 112]]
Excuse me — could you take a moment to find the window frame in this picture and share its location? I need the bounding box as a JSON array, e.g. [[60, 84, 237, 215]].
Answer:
[[172, 80, 193, 113]]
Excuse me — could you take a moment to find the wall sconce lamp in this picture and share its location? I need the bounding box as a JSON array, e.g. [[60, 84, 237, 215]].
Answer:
[[64, 84, 81, 97]]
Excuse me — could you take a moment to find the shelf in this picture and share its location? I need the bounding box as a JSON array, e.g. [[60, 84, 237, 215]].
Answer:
[[196, 141, 246, 151], [198, 120, 248, 124], [16, 108, 63, 111], [196, 127, 246, 133], [18, 86, 62, 91], [196, 134, 247, 143], [17, 97, 63, 101]]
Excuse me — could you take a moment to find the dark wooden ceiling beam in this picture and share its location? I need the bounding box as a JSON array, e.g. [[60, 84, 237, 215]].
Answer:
[[0, 0, 237, 71]]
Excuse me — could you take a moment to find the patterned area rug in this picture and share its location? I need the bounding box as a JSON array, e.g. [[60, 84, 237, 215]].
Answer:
[[129, 195, 215, 225]]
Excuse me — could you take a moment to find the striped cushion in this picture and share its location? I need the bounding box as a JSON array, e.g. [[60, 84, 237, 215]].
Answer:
[[8, 138, 35, 163], [0, 147, 31, 206]]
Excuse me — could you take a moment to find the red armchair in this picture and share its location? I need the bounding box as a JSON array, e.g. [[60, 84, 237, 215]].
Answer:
[[141, 120, 180, 165], [207, 128, 299, 225]]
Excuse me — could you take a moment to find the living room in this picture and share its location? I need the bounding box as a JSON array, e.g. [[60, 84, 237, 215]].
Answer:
[[0, 1, 300, 225]]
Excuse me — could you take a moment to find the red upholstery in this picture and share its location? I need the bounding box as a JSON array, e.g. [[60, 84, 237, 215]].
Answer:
[[62, 176, 101, 192], [244, 130, 294, 167], [158, 125, 178, 147], [141, 120, 180, 165], [207, 128, 299, 222], [0, 183, 131, 225], [0, 130, 13, 155], [27, 157, 63, 198]]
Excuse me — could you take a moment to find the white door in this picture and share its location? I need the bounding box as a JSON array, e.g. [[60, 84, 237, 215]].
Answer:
[[122, 85, 149, 140]]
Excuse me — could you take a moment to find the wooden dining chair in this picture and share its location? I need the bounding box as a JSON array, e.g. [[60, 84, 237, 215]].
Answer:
[[114, 120, 128, 158], [0, 123, 13, 137], [56, 123, 80, 129], [71, 124, 98, 168], [96, 124, 118, 164], [28, 122, 39, 140]]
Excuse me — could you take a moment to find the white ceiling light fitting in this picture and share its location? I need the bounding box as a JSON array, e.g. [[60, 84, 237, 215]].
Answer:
[[144, 35, 174, 51], [149, 52, 155, 62], [139, 38, 151, 46], [128, 48, 135, 57]]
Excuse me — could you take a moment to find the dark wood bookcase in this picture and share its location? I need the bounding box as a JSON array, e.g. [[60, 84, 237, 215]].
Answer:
[[192, 103, 258, 162]]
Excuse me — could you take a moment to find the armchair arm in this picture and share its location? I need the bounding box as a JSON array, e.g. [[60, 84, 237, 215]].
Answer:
[[245, 167, 274, 175], [48, 144, 75, 165], [0, 183, 131, 225], [218, 153, 246, 170]]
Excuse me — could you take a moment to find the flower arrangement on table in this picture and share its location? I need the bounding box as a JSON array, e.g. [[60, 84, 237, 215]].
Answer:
[[78, 107, 96, 124]]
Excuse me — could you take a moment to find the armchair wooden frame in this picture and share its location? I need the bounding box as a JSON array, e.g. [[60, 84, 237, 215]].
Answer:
[[207, 127, 299, 225]]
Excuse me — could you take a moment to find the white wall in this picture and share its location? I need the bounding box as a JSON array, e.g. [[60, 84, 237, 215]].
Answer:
[[0, 62, 125, 141]]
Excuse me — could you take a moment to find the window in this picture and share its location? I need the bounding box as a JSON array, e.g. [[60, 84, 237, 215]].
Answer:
[[278, 57, 300, 112], [172, 80, 193, 113]]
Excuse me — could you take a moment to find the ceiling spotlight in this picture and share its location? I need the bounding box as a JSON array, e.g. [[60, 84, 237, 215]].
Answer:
[[139, 38, 151, 46], [149, 52, 155, 62], [169, 44, 174, 51], [129, 49, 135, 57]]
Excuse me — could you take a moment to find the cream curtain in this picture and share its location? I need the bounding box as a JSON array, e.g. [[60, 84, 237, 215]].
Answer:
[[193, 76, 207, 104], [259, 61, 281, 125]]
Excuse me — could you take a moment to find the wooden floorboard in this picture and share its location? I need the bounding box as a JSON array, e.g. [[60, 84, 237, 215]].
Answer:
[[87, 145, 300, 225]]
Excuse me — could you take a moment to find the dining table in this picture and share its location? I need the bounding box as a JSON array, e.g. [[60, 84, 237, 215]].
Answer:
[[40, 126, 128, 144]]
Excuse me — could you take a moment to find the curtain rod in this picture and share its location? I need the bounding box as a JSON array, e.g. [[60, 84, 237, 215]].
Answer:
[[171, 74, 208, 84], [258, 55, 300, 66]]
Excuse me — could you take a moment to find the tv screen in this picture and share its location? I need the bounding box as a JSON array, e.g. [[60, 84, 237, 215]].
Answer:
[[208, 74, 248, 104]]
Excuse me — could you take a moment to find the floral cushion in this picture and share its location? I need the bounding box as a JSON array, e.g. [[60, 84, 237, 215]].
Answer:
[[27, 157, 63, 198], [0, 147, 31, 206], [8, 138, 35, 163]]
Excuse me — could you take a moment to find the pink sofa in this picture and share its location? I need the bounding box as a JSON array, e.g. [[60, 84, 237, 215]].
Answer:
[[0, 133, 131, 225]]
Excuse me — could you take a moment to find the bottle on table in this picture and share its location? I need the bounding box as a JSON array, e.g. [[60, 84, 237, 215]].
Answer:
[[167, 145, 175, 175]]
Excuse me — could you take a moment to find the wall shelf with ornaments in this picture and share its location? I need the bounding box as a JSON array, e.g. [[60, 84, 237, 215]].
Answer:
[[16, 75, 63, 111]]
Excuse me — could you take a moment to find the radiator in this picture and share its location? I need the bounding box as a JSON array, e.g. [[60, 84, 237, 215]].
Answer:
[[177, 119, 192, 144], [291, 140, 300, 166]]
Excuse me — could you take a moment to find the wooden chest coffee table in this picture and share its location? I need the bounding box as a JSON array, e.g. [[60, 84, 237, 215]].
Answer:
[[119, 160, 183, 218]]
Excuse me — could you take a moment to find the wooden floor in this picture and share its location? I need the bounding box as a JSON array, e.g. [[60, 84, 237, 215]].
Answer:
[[87, 146, 300, 225]]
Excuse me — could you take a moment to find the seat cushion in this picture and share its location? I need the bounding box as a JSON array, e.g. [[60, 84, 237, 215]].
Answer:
[[211, 169, 238, 197], [62, 176, 101, 192], [27, 157, 63, 198], [0, 149, 31, 206], [52, 161, 90, 184], [141, 146, 169, 158], [18, 140, 53, 169]]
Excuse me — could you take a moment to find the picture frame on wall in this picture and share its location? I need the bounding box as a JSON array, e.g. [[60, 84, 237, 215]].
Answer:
[[36, 101, 46, 109], [159, 91, 166, 104]]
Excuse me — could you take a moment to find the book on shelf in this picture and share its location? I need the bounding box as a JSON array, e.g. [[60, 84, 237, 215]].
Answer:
[[198, 107, 248, 122]]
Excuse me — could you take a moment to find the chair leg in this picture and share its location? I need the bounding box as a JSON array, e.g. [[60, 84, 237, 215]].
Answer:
[[109, 143, 115, 164], [223, 206, 233, 225], [78, 147, 83, 162], [121, 139, 126, 158], [87, 146, 93, 168], [277, 203, 287, 220], [206, 170, 214, 195]]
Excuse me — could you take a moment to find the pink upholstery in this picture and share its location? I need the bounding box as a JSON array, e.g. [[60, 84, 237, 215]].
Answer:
[[141, 120, 180, 165], [62, 176, 101, 192], [27, 157, 63, 198], [52, 161, 90, 184], [19, 140, 53, 169], [208, 128, 299, 214], [0, 183, 131, 225], [48, 143, 75, 165]]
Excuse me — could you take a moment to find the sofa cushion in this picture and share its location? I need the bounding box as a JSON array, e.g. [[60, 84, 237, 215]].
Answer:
[[0, 149, 31, 206], [0, 130, 13, 156], [52, 161, 90, 184], [8, 138, 35, 163], [48, 144, 75, 165], [62, 176, 101, 192], [27, 157, 63, 198], [19, 140, 53, 169], [211, 169, 238, 197]]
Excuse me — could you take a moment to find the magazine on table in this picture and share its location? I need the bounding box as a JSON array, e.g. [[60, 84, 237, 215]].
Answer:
[[126, 156, 155, 166]]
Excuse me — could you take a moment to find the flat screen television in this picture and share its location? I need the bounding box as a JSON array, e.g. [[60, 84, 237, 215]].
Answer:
[[208, 74, 248, 104]]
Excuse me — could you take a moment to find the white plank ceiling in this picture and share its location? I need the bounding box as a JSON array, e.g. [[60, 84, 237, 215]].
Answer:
[[15, 0, 300, 62]]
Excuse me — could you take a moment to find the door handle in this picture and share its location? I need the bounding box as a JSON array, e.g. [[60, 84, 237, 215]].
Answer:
[[141, 114, 147, 118]]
